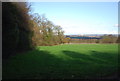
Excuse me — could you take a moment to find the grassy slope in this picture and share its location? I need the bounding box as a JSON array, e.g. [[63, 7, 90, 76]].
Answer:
[[3, 44, 118, 79]]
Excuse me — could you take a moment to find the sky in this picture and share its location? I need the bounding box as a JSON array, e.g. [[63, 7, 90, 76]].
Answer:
[[30, 2, 118, 35]]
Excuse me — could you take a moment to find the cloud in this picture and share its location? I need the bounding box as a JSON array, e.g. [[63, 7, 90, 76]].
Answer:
[[114, 24, 119, 27], [63, 27, 118, 35], [98, 31, 118, 34]]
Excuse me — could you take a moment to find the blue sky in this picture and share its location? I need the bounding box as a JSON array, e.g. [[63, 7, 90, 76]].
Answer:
[[30, 2, 118, 35]]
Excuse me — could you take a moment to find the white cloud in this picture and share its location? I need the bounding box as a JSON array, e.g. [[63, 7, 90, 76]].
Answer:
[[96, 30, 118, 34], [114, 24, 120, 27], [63, 27, 118, 35]]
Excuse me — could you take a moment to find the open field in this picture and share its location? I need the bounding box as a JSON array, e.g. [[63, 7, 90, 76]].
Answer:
[[3, 44, 118, 79]]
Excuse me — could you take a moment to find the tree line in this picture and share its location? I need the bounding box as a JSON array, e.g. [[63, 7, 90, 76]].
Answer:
[[65, 35, 118, 44], [2, 2, 65, 59], [31, 13, 65, 46]]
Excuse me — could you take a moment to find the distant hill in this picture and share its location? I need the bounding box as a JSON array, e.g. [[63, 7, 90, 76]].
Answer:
[[65, 34, 118, 37], [65, 34, 118, 39], [66, 35, 101, 39]]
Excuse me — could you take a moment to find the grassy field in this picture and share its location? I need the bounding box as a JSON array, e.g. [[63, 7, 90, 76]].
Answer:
[[3, 44, 118, 79]]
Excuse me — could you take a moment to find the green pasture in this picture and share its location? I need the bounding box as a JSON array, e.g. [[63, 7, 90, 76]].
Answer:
[[3, 44, 118, 79]]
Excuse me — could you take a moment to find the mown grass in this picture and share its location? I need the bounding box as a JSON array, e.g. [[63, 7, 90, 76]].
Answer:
[[3, 44, 118, 79]]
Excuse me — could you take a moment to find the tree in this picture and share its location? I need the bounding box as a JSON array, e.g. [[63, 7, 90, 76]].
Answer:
[[31, 13, 65, 46], [100, 35, 117, 43], [54, 25, 65, 44], [2, 2, 34, 58]]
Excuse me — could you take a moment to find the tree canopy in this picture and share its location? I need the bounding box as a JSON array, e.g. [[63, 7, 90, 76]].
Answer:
[[2, 2, 65, 59]]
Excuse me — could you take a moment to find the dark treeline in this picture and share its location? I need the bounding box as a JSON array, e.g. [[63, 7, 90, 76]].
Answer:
[[2, 2, 64, 59], [3, 2, 33, 58]]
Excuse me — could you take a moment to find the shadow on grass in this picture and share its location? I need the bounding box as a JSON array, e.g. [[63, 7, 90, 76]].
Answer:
[[63, 50, 117, 64], [62, 50, 118, 79], [91, 50, 118, 63], [3, 49, 118, 79], [3, 49, 63, 79]]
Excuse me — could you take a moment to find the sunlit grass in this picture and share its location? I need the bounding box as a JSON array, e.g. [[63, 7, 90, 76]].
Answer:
[[3, 44, 118, 79]]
